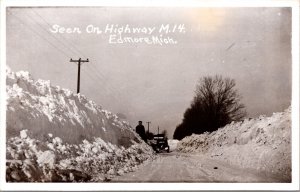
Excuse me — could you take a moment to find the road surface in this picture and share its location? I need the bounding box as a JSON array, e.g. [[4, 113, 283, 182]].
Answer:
[[112, 152, 282, 182]]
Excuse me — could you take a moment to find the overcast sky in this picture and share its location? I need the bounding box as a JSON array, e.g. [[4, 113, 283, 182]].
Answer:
[[6, 7, 291, 137]]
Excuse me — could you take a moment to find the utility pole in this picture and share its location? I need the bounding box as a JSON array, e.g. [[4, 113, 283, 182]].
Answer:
[[70, 58, 89, 93], [146, 121, 151, 133]]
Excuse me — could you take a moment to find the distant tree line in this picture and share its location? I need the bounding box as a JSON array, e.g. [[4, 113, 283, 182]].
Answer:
[[173, 75, 246, 140]]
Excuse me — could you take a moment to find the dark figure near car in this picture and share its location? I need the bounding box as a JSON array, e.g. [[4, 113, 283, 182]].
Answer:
[[136, 121, 147, 142]]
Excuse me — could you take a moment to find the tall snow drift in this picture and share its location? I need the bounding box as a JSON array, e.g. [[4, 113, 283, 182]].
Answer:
[[177, 107, 291, 182], [6, 67, 154, 182], [6, 67, 136, 146]]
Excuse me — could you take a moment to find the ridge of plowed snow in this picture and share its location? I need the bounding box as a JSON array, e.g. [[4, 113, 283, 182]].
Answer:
[[177, 107, 291, 182], [6, 67, 154, 182], [6, 67, 135, 146]]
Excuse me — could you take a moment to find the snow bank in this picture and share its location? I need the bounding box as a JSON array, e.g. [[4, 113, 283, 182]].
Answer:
[[6, 67, 154, 182], [6, 131, 154, 182], [7, 67, 135, 146], [177, 108, 291, 182]]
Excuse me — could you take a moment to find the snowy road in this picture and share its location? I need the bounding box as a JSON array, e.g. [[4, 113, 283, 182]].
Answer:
[[112, 152, 282, 182]]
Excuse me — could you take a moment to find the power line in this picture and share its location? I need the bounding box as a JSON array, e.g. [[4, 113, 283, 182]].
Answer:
[[30, 10, 124, 98], [69, 58, 123, 104], [20, 11, 115, 94], [12, 10, 126, 108], [85, 64, 122, 97], [80, 67, 124, 105], [25, 11, 78, 57], [31, 9, 88, 58], [9, 11, 72, 58], [31, 10, 124, 95]]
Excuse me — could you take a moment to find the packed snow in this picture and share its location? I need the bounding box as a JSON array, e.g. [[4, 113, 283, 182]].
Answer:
[[177, 107, 291, 182], [6, 67, 154, 182]]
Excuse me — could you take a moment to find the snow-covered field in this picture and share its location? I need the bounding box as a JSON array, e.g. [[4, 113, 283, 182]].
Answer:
[[6, 68, 154, 182], [177, 107, 291, 182]]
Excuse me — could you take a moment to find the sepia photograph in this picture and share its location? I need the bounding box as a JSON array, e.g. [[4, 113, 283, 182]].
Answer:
[[0, 0, 299, 191]]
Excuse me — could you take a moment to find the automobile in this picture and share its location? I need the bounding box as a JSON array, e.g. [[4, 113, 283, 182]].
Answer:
[[148, 134, 170, 153]]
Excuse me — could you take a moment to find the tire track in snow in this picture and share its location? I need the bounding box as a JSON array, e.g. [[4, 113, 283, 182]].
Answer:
[[112, 152, 284, 182]]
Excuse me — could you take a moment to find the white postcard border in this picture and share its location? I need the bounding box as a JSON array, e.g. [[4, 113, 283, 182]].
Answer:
[[0, 0, 299, 191]]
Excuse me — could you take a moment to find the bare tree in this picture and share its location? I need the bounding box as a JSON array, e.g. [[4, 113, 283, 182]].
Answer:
[[195, 75, 246, 125], [174, 75, 246, 140]]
